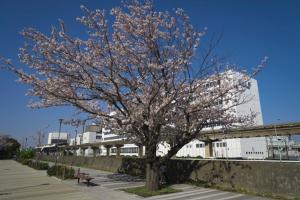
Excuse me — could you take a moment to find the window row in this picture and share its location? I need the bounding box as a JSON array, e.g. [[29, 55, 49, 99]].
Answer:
[[96, 135, 102, 139], [103, 135, 122, 140], [196, 143, 204, 148], [187, 144, 205, 148], [203, 80, 221, 89], [246, 151, 263, 155], [187, 143, 228, 148], [213, 142, 227, 147], [111, 147, 139, 154], [203, 122, 223, 128]]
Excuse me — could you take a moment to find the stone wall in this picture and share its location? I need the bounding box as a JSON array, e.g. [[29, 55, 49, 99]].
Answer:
[[39, 155, 300, 199], [161, 159, 300, 198], [38, 155, 123, 172], [180, 160, 300, 199]]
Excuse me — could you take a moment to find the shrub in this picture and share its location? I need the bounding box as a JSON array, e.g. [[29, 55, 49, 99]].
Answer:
[[47, 165, 75, 180], [18, 159, 49, 170], [29, 160, 49, 170], [118, 157, 146, 177], [17, 148, 35, 160], [20, 159, 32, 165]]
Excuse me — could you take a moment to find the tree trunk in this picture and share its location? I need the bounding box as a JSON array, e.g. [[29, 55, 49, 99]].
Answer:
[[145, 162, 160, 191]]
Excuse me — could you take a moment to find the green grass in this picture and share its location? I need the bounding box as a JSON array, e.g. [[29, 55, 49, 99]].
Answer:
[[122, 186, 182, 197]]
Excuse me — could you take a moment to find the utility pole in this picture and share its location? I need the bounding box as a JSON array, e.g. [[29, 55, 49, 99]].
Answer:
[[74, 129, 78, 145], [273, 118, 280, 160], [55, 118, 64, 167], [58, 118, 63, 145], [82, 120, 86, 133], [80, 120, 86, 145]]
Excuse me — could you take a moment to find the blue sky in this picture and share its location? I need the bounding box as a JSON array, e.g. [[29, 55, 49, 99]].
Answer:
[[0, 0, 299, 144]]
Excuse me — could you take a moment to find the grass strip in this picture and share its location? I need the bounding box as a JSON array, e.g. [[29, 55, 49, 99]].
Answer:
[[123, 186, 181, 197]]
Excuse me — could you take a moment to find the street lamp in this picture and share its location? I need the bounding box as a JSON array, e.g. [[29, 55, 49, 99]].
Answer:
[[82, 119, 86, 134], [55, 118, 64, 167], [58, 118, 63, 145], [74, 129, 78, 145], [78, 120, 87, 146]]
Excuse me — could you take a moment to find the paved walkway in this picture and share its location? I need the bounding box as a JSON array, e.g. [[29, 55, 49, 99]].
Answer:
[[0, 160, 271, 200], [0, 160, 140, 200]]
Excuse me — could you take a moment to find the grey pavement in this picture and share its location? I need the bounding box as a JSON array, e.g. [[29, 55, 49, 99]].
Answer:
[[0, 160, 271, 200], [0, 160, 140, 200]]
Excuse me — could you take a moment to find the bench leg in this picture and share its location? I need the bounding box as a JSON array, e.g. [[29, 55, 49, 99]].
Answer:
[[77, 178, 80, 184], [87, 180, 90, 187]]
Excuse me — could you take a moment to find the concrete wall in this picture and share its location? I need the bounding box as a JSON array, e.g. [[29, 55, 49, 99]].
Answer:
[[185, 160, 300, 199], [39, 155, 123, 172], [39, 155, 300, 199]]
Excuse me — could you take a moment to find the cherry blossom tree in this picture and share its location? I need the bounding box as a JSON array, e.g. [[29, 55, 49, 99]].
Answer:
[[1, 1, 267, 190]]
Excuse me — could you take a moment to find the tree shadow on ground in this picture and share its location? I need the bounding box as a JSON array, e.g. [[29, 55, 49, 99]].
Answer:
[[107, 173, 144, 182]]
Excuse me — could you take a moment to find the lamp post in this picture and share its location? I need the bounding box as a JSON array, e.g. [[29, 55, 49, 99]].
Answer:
[[80, 120, 86, 145], [58, 118, 63, 145], [82, 120, 86, 134], [55, 118, 64, 167], [74, 129, 78, 145]]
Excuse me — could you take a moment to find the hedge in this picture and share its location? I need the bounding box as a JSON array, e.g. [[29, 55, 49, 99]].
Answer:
[[47, 165, 75, 180], [18, 159, 49, 170]]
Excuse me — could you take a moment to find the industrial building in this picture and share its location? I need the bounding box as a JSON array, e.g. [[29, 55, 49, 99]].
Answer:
[[67, 70, 269, 159], [47, 132, 68, 145]]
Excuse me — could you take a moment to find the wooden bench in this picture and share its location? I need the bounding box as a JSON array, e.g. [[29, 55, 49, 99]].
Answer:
[[74, 168, 94, 187]]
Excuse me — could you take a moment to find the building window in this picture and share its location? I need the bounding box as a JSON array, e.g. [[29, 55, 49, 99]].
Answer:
[[247, 82, 251, 89], [121, 147, 138, 153], [104, 135, 122, 140], [96, 135, 102, 139], [111, 148, 116, 153], [111, 147, 139, 154]]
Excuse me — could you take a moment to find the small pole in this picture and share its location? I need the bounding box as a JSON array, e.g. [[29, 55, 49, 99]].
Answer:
[[55, 118, 63, 178]]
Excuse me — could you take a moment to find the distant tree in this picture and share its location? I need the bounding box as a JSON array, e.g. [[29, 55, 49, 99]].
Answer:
[[30, 129, 46, 147], [0, 135, 20, 159], [1, 1, 267, 190]]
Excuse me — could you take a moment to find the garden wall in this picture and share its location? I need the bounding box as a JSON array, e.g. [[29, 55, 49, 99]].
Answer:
[[38, 155, 123, 172], [39, 155, 300, 199], [167, 159, 300, 199]]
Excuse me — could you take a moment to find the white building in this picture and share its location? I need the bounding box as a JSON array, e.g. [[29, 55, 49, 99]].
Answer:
[[211, 137, 267, 159], [69, 138, 76, 146], [69, 70, 267, 159], [47, 132, 68, 145], [176, 70, 266, 159], [82, 131, 102, 144]]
